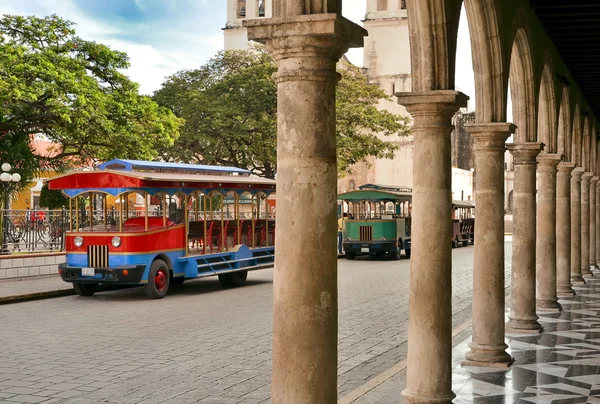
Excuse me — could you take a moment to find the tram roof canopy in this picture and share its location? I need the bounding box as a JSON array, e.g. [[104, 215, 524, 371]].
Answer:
[[358, 183, 412, 193], [96, 159, 251, 175], [337, 189, 412, 202], [46, 169, 275, 198], [452, 200, 475, 208]]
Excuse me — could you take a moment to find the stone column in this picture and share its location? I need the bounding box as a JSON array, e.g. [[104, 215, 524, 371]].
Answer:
[[571, 168, 586, 284], [590, 177, 598, 271], [536, 154, 562, 312], [505, 143, 544, 330], [397, 91, 467, 404], [582, 172, 593, 277], [557, 162, 576, 296], [596, 183, 600, 269], [244, 15, 366, 404], [462, 123, 513, 367]]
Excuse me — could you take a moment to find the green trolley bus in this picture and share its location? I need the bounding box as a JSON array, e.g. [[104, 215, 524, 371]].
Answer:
[[338, 184, 412, 260]]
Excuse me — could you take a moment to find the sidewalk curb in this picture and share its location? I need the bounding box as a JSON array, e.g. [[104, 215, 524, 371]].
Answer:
[[0, 288, 75, 305]]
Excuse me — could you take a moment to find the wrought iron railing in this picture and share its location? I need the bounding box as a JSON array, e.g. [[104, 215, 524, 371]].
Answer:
[[1, 209, 69, 254]]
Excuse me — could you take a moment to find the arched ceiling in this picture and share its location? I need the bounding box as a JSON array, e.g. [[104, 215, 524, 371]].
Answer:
[[529, 0, 600, 122]]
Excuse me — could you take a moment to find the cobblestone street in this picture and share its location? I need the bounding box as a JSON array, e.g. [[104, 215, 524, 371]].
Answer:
[[0, 243, 511, 403]]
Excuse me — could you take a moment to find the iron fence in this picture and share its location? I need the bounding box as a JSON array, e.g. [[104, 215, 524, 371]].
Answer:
[[1, 209, 69, 254]]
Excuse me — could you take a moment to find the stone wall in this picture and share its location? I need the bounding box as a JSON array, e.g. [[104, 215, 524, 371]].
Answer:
[[0, 253, 64, 279]]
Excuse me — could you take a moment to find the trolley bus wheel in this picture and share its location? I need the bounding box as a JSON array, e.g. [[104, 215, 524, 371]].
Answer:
[[144, 259, 170, 299], [346, 252, 356, 260], [73, 282, 98, 296], [219, 270, 248, 288]]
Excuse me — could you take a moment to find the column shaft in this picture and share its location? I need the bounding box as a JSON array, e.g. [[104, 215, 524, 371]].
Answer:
[[556, 162, 576, 296], [582, 172, 593, 277], [536, 154, 562, 311], [597, 183, 600, 268], [462, 123, 513, 367], [590, 177, 598, 271], [244, 15, 366, 404], [398, 91, 467, 404], [506, 143, 545, 328], [571, 168, 585, 284]]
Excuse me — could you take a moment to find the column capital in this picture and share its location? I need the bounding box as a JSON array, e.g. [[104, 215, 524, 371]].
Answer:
[[592, 177, 600, 184], [572, 167, 586, 180], [558, 161, 576, 173], [465, 122, 514, 151], [537, 153, 562, 170], [244, 14, 367, 83], [506, 142, 543, 164], [396, 90, 468, 120], [583, 172, 594, 181]]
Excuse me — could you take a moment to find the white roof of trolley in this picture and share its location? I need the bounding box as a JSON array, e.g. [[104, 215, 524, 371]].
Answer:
[[97, 159, 251, 175]]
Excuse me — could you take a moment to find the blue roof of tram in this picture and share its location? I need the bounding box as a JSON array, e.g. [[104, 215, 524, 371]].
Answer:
[[97, 159, 251, 175]]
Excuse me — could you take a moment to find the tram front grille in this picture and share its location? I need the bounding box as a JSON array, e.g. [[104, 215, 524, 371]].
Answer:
[[88, 245, 109, 268], [359, 226, 373, 242]]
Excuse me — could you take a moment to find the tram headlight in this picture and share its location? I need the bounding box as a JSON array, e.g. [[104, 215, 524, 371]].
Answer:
[[74, 236, 84, 247], [381, 236, 387, 241], [346, 236, 351, 241], [111, 236, 122, 248]]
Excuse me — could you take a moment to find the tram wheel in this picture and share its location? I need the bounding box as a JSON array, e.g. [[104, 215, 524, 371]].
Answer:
[[144, 259, 170, 299], [219, 270, 248, 288], [346, 252, 356, 260], [73, 282, 98, 296]]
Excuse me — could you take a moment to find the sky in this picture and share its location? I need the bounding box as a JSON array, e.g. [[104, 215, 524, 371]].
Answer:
[[0, 0, 475, 106]]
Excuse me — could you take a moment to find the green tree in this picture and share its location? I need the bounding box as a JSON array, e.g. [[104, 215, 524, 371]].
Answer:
[[0, 14, 182, 178], [39, 183, 68, 209], [153, 46, 410, 178]]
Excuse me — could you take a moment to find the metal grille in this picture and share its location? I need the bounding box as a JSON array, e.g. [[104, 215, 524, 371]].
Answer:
[[359, 226, 373, 242], [87, 245, 109, 267]]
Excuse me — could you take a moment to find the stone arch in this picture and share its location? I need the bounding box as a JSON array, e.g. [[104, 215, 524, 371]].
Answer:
[[572, 105, 582, 166], [463, 0, 506, 122], [508, 26, 536, 143], [557, 86, 571, 160], [406, 0, 463, 91], [537, 63, 557, 153]]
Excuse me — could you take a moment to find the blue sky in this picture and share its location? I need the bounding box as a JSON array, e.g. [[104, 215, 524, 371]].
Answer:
[[0, 0, 475, 105]]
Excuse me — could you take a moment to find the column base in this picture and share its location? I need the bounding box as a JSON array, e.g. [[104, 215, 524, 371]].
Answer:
[[556, 286, 576, 297], [571, 274, 586, 284], [401, 389, 455, 404], [462, 342, 513, 368], [536, 299, 562, 312], [506, 317, 543, 333]]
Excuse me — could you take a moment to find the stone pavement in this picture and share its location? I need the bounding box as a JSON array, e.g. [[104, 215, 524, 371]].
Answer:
[[0, 243, 503, 403], [0, 276, 73, 304]]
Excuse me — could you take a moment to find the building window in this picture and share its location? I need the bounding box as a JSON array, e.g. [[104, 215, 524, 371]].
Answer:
[[377, 0, 387, 11], [401, 0, 406, 9], [258, 0, 265, 16], [238, 0, 246, 17]]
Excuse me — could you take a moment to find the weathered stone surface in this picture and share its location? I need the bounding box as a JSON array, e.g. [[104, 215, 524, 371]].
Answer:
[[396, 90, 467, 404], [571, 168, 586, 285], [506, 143, 547, 326], [245, 13, 366, 404], [462, 123, 514, 366], [590, 177, 598, 271], [536, 154, 563, 311], [556, 162, 576, 297], [581, 172, 594, 277]]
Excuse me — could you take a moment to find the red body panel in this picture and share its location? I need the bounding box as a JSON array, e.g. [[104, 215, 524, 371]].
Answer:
[[65, 225, 186, 254]]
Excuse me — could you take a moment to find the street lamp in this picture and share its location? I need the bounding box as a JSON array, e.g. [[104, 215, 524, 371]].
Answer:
[[1, 163, 21, 254]]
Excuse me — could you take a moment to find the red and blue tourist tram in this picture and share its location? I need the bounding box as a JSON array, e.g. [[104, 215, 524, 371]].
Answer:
[[46, 159, 276, 299]]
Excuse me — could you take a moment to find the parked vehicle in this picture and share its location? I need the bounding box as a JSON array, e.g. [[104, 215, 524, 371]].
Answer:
[[46, 159, 276, 299], [452, 200, 475, 248], [338, 184, 412, 260]]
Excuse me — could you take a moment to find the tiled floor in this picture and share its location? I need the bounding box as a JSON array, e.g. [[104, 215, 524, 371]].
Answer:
[[453, 275, 600, 403]]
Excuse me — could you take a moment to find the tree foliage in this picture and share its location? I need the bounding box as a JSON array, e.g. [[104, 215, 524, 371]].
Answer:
[[153, 46, 410, 178], [0, 14, 182, 179], [39, 183, 68, 209]]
